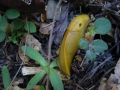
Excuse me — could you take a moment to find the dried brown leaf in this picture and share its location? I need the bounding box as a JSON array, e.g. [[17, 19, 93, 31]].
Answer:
[[98, 78, 107, 90], [41, 12, 46, 22], [18, 33, 41, 62], [39, 23, 53, 35], [105, 58, 120, 90]]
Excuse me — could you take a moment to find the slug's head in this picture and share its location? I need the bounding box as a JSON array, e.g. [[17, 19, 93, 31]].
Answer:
[[67, 14, 90, 32]]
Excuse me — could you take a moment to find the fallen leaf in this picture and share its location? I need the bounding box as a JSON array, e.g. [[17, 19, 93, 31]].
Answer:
[[53, 4, 69, 46], [41, 12, 46, 22], [106, 79, 118, 90], [18, 33, 41, 62], [9, 86, 25, 90], [39, 23, 53, 35], [12, 79, 24, 86], [98, 78, 107, 90], [12, 86, 25, 90], [56, 49, 59, 55], [114, 58, 120, 78], [46, 0, 61, 20], [103, 58, 120, 90], [56, 69, 69, 82], [75, 55, 82, 62]]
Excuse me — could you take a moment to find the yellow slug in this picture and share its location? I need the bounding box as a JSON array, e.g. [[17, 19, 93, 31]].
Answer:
[[58, 14, 90, 76]]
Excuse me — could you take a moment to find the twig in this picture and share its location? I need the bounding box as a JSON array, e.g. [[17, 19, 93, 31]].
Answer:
[[88, 67, 114, 90], [46, 0, 62, 90], [8, 62, 24, 90], [79, 56, 112, 85], [80, 55, 86, 67]]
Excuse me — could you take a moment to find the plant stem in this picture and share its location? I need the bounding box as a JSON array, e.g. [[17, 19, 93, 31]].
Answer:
[[46, 0, 62, 90]]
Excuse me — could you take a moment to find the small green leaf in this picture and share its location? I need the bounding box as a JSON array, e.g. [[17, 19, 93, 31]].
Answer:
[[50, 69, 64, 90], [22, 46, 48, 67], [2, 66, 10, 90], [7, 31, 23, 44], [0, 31, 6, 42], [91, 39, 108, 53], [7, 36, 18, 44], [40, 86, 45, 90], [10, 19, 23, 31], [94, 18, 112, 35], [16, 31, 24, 37], [5, 9, 20, 19], [26, 70, 46, 90], [50, 60, 58, 68], [0, 15, 8, 32], [79, 38, 89, 49], [88, 28, 96, 36], [24, 21, 36, 33], [86, 50, 96, 61]]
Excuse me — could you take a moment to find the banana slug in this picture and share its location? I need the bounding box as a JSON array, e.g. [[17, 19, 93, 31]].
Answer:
[[58, 14, 90, 76]]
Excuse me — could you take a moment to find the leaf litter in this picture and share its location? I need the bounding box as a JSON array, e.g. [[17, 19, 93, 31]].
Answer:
[[0, 0, 120, 90], [18, 33, 41, 62]]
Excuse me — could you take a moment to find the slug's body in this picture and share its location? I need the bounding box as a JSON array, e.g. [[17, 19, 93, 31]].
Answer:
[[58, 14, 90, 76]]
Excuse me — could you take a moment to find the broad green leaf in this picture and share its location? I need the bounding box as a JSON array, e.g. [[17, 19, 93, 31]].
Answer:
[[50, 60, 58, 68], [91, 39, 108, 52], [10, 19, 23, 31], [26, 70, 46, 90], [0, 31, 6, 42], [94, 18, 111, 35], [5, 9, 20, 19], [0, 15, 8, 32], [88, 28, 96, 36], [22, 46, 48, 67], [40, 86, 45, 90], [2, 66, 10, 90], [24, 21, 36, 33], [79, 38, 89, 49], [50, 69, 64, 90], [86, 50, 96, 61]]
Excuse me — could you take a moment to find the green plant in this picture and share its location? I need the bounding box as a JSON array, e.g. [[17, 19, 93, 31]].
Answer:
[[79, 18, 112, 61], [22, 46, 64, 90], [2, 66, 10, 90], [40, 86, 46, 90], [0, 9, 36, 43]]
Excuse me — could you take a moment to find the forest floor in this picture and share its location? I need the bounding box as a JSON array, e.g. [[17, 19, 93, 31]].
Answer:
[[0, 0, 120, 90]]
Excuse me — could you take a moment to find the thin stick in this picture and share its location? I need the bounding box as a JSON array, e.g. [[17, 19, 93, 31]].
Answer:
[[46, 0, 62, 90], [80, 55, 86, 67]]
